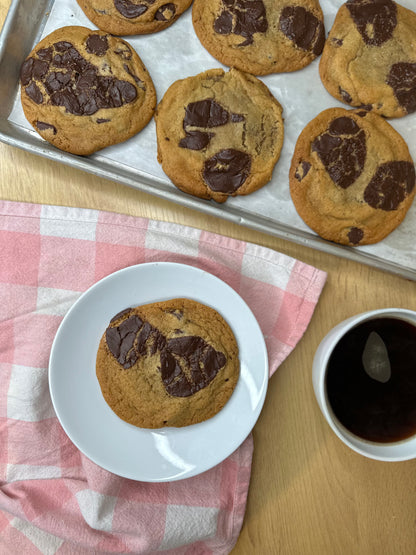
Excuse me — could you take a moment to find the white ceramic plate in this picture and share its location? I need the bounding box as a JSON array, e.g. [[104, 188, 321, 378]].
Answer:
[[49, 262, 268, 482]]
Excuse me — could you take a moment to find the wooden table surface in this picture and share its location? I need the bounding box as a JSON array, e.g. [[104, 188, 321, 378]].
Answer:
[[1, 1, 416, 553]]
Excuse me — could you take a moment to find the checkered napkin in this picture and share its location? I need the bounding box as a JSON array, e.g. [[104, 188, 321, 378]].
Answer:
[[0, 200, 326, 554]]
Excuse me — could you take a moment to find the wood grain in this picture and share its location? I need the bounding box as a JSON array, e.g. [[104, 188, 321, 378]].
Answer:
[[1, 2, 416, 553]]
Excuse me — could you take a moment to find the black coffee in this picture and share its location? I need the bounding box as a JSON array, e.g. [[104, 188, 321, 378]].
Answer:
[[326, 317, 416, 443]]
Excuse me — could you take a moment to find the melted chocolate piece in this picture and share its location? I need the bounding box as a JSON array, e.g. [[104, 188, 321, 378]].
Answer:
[[346, 0, 397, 46], [110, 308, 133, 323], [386, 62, 416, 115], [105, 311, 227, 397], [114, 45, 132, 60], [166, 308, 183, 320], [213, 0, 268, 47], [231, 113, 244, 122], [37, 47, 53, 62], [339, 87, 352, 104], [36, 121, 57, 134], [155, 3, 176, 21], [348, 226, 364, 244], [279, 6, 325, 56], [20, 58, 34, 86], [363, 161, 415, 211], [179, 99, 239, 151], [164, 336, 227, 397], [203, 148, 251, 193], [20, 58, 48, 86], [124, 64, 141, 84], [20, 39, 138, 116], [183, 99, 229, 128], [312, 116, 366, 189], [179, 130, 213, 150], [25, 82, 43, 104], [86, 34, 109, 56], [295, 160, 311, 181], [114, 0, 151, 18], [106, 314, 144, 368]]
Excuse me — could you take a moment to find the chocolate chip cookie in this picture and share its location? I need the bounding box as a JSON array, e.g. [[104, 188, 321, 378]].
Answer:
[[20, 26, 156, 155], [96, 298, 240, 428], [155, 67, 284, 203], [319, 0, 416, 118], [192, 0, 325, 75], [289, 107, 416, 245], [76, 0, 192, 35]]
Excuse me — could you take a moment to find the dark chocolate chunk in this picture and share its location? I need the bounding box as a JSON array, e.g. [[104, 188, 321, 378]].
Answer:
[[110, 308, 132, 323], [346, 0, 397, 46], [114, 45, 132, 60], [37, 47, 53, 61], [22, 41, 138, 116], [20, 58, 49, 85], [165, 308, 183, 320], [183, 99, 230, 128], [20, 58, 34, 86], [348, 226, 364, 244], [54, 41, 72, 52], [114, 0, 150, 18], [295, 160, 311, 181], [123, 63, 144, 87], [86, 34, 109, 56], [159, 350, 183, 386], [25, 82, 43, 104], [363, 161, 415, 211], [106, 314, 144, 368], [105, 310, 227, 397], [231, 112, 244, 122], [44, 71, 72, 94], [358, 104, 373, 112], [213, 0, 268, 47], [31, 59, 49, 81], [279, 6, 325, 56], [332, 37, 344, 47], [179, 100, 246, 151], [155, 3, 176, 21], [165, 336, 227, 397], [203, 148, 251, 193], [36, 121, 57, 134], [179, 99, 233, 151], [312, 116, 366, 189], [386, 62, 416, 115], [179, 130, 214, 150], [97, 118, 111, 123], [339, 87, 352, 104]]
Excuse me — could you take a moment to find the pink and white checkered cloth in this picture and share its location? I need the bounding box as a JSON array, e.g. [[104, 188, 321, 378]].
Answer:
[[0, 200, 326, 554]]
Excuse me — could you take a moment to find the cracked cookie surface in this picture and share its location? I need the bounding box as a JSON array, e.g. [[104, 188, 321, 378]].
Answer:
[[20, 26, 156, 155], [192, 0, 325, 75], [96, 298, 240, 428], [155, 67, 284, 203], [76, 0, 193, 35], [289, 107, 415, 245], [319, 0, 416, 118]]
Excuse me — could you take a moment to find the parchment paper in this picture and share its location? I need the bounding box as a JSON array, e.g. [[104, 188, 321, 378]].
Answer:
[[8, 0, 416, 271]]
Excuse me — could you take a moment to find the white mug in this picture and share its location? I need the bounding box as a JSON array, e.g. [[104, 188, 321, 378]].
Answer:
[[312, 308, 416, 461]]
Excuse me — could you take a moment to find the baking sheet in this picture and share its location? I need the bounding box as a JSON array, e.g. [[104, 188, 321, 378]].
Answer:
[[1, 0, 416, 279]]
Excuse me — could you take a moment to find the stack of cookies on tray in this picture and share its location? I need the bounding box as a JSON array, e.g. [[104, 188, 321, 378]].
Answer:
[[20, 0, 416, 246]]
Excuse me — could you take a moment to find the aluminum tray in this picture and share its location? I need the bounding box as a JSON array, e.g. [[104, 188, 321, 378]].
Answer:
[[1, 0, 416, 280]]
